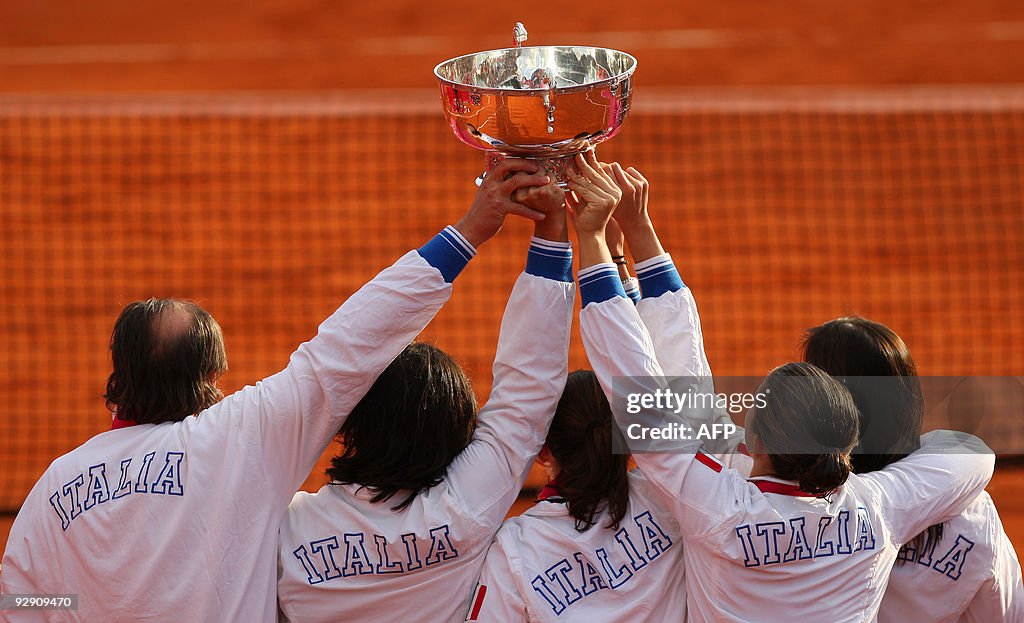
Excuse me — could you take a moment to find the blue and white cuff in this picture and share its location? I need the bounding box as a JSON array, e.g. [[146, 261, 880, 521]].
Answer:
[[623, 277, 641, 304], [526, 237, 573, 283], [635, 253, 684, 299], [578, 263, 627, 307], [417, 226, 477, 283]]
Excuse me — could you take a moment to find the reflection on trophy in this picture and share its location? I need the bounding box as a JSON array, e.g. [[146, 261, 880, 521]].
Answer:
[[434, 23, 638, 187]]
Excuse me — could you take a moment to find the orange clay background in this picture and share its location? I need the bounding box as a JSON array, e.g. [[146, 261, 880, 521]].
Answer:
[[1, 1, 1024, 559]]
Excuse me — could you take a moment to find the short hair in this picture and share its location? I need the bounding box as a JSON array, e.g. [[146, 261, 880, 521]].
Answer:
[[104, 298, 227, 425], [749, 362, 860, 497], [326, 342, 477, 511], [546, 370, 630, 532]]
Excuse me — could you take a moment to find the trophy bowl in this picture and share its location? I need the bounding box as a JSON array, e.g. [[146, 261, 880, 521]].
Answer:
[[434, 42, 637, 186]]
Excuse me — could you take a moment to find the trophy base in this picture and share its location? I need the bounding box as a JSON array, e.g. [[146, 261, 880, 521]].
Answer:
[[476, 152, 588, 190]]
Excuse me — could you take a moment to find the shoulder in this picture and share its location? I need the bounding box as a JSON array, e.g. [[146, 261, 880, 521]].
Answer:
[[494, 514, 528, 543], [494, 502, 583, 550], [504, 503, 565, 533], [279, 486, 362, 551], [627, 470, 682, 523], [967, 490, 998, 523], [33, 432, 130, 485], [934, 491, 1000, 539], [487, 514, 542, 575], [839, 471, 889, 498], [282, 485, 344, 526], [976, 490, 1000, 520], [966, 491, 1012, 562], [287, 488, 318, 508]]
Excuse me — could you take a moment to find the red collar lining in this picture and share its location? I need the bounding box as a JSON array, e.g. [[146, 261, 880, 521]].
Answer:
[[751, 479, 814, 497], [536, 480, 564, 502], [111, 416, 138, 430]]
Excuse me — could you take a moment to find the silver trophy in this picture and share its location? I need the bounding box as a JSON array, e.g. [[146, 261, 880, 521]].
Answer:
[[434, 23, 637, 187]]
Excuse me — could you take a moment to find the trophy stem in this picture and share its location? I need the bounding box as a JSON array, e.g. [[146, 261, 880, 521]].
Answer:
[[479, 151, 587, 190]]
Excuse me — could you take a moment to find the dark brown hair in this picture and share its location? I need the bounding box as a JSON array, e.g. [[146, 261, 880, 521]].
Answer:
[[749, 362, 860, 497], [802, 316, 940, 561], [104, 298, 227, 425], [546, 370, 631, 532], [327, 342, 477, 511]]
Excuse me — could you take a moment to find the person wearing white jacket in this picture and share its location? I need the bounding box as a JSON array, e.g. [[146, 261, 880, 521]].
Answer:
[[276, 176, 576, 622], [472, 162, 740, 622], [802, 317, 1024, 622], [472, 366, 686, 622], [568, 151, 996, 623], [0, 159, 553, 622]]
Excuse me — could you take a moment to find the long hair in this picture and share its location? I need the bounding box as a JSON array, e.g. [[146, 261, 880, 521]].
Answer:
[[546, 370, 631, 532], [104, 298, 227, 425], [802, 316, 940, 562], [749, 362, 860, 497], [327, 342, 477, 511]]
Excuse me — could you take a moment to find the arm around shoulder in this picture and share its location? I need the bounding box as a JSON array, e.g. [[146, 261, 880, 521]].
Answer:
[[866, 430, 994, 545]]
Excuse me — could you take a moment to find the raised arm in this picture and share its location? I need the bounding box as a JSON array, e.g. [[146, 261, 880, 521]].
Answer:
[[199, 159, 554, 501], [605, 218, 641, 304], [570, 152, 745, 536], [608, 164, 704, 379], [608, 164, 745, 463], [446, 178, 575, 526]]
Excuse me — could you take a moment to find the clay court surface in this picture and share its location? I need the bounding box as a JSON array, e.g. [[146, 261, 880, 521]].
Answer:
[[2, 0, 1024, 561]]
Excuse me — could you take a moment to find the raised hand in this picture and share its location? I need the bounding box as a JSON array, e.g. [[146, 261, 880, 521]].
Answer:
[[606, 163, 664, 263], [565, 151, 622, 236], [565, 151, 623, 269], [454, 159, 552, 248], [514, 178, 568, 242], [608, 163, 651, 237]]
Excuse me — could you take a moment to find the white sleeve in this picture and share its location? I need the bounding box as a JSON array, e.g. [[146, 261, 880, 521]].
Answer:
[[445, 269, 574, 527], [471, 536, 530, 622], [636, 282, 746, 464], [964, 506, 1024, 623], [580, 292, 747, 536], [859, 430, 994, 546], [198, 248, 454, 501], [635, 284, 708, 378]]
